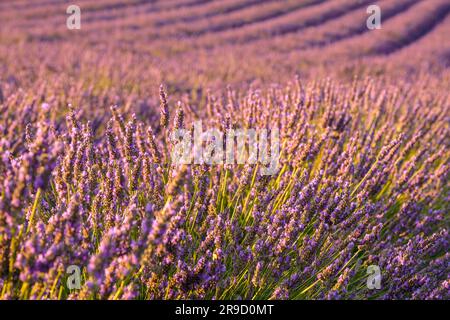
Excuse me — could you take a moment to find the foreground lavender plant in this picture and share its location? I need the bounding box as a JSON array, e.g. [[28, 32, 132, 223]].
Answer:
[[0, 77, 448, 300]]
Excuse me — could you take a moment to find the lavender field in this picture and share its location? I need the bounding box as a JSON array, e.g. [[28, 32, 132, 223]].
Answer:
[[0, 0, 449, 300]]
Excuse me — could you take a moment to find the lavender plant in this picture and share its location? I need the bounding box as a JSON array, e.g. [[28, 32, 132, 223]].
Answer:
[[0, 77, 448, 300]]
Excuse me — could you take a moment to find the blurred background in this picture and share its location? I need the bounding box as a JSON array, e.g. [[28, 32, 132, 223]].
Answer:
[[1, 0, 449, 100]]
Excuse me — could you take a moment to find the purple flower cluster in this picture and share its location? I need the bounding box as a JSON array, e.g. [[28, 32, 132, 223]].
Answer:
[[0, 79, 448, 300]]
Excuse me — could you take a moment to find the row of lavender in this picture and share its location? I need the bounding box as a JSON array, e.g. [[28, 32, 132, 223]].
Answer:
[[2, 0, 449, 92], [1, 76, 448, 299]]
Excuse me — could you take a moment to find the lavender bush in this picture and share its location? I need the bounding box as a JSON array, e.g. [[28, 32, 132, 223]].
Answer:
[[0, 77, 448, 300]]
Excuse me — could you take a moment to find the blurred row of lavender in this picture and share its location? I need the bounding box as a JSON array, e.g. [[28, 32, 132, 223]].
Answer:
[[0, 76, 448, 299]]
